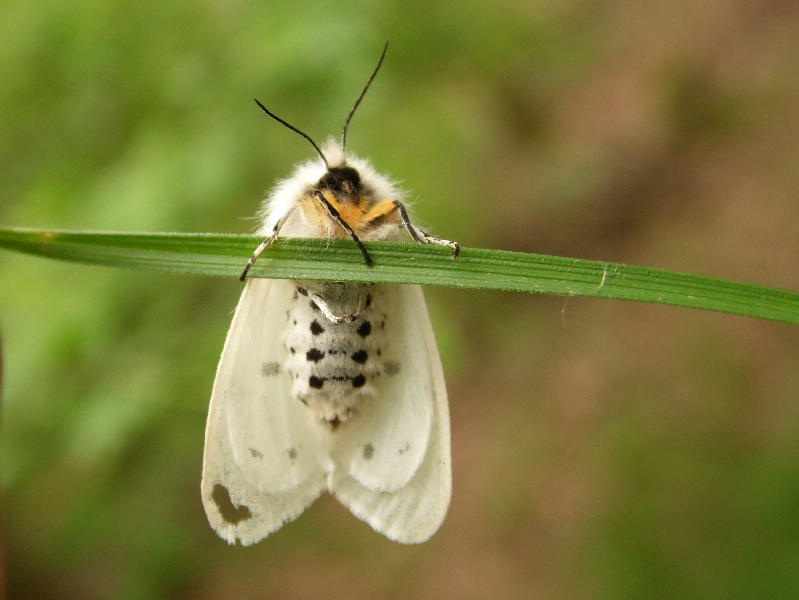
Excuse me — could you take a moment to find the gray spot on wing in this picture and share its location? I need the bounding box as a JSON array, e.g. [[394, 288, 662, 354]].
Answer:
[[287, 447, 298, 461], [211, 484, 252, 525], [261, 362, 281, 377], [385, 361, 401, 376], [363, 443, 374, 460], [249, 447, 263, 459], [398, 442, 410, 455]]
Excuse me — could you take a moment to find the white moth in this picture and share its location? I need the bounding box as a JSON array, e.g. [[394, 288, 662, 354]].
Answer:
[[201, 44, 459, 545]]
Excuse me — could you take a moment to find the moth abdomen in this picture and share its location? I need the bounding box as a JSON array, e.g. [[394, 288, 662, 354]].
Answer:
[[283, 281, 387, 425]]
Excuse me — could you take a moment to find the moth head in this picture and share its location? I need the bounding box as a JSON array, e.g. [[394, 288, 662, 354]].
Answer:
[[253, 40, 388, 193], [318, 165, 361, 196]]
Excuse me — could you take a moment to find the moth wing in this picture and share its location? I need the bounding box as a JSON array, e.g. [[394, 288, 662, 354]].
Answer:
[[202, 279, 330, 545], [202, 392, 327, 545], [331, 285, 434, 491], [330, 285, 451, 543]]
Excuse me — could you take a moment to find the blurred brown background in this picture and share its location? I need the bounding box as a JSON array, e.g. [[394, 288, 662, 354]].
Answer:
[[1, 0, 799, 598]]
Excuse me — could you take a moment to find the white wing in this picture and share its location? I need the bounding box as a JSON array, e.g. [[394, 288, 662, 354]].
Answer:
[[202, 279, 331, 546], [330, 285, 452, 543], [329, 286, 433, 493]]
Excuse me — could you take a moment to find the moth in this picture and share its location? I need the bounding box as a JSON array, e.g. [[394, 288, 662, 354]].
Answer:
[[201, 43, 459, 544]]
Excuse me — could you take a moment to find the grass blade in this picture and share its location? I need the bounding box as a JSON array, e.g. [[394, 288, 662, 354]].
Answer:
[[1, 227, 798, 325]]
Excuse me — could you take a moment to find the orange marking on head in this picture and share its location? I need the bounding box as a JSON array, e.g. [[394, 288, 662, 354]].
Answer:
[[362, 200, 399, 231], [300, 189, 400, 238]]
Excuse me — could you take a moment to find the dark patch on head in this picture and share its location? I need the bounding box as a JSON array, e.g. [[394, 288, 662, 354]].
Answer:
[[356, 321, 371, 337], [296, 287, 308, 296], [287, 447, 298, 461], [306, 348, 325, 362], [385, 361, 401, 376], [351, 349, 368, 364], [211, 484, 252, 525], [249, 447, 264, 459], [363, 443, 374, 460], [367, 213, 389, 229], [318, 166, 362, 196], [309, 375, 324, 389], [260, 362, 280, 377], [352, 374, 366, 388], [310, 320, 325, 335]]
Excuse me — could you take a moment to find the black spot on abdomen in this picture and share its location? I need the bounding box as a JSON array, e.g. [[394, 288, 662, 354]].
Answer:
[[357, 321, 371, 337], [309, 376, 324, 389], [351, 349, 368, 364], [352, 374, 366, 388], [310, 320, 325, 335], [306, 348, 325, 362]]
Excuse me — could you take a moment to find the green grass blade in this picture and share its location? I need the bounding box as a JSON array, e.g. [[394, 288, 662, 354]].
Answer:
[[1, 227, 798, 325]]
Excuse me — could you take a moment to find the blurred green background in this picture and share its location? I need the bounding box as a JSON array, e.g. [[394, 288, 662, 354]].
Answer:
[[2, 0, 799, 598]]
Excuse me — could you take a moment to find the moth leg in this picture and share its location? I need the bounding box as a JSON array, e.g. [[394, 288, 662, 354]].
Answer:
[[240, 207, 296, 281], [393, 200, 460, 258], [297, 287, 369, 324], [314, 191, 373, 266]]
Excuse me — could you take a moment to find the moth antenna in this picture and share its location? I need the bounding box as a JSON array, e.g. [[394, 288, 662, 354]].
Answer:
[[253, 98, 329, 168], [341, 40, 388, 149]]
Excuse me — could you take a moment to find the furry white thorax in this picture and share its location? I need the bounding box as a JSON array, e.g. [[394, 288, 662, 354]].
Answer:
[[257, 138, 407, 240]]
